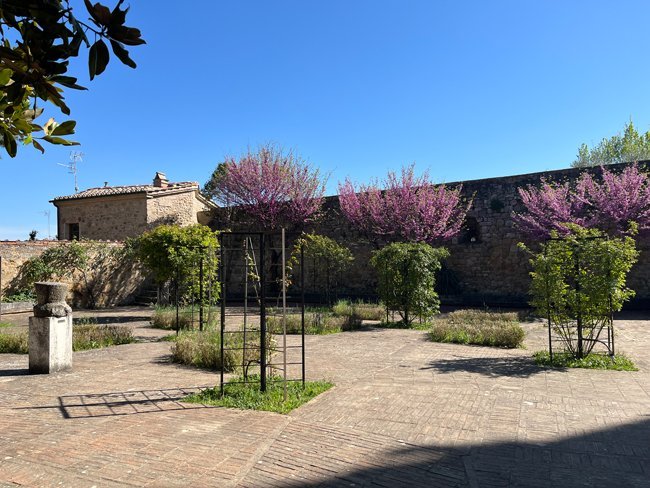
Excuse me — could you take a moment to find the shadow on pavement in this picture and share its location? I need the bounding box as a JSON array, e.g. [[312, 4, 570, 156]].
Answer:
[[422, 355, 562, 378]]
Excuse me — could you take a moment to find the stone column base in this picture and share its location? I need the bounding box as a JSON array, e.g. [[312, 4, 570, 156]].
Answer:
[[29, 316, 73, 374]]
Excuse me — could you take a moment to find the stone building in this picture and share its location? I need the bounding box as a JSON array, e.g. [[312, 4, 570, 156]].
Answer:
[[51, 172, 217, 241]]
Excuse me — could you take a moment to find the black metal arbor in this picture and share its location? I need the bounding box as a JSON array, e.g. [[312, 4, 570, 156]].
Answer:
[[216, 231, 306, 394], [542, 235, 615, 361]]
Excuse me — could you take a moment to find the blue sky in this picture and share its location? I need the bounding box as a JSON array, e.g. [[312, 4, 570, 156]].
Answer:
[[4, 0, 650, 240]]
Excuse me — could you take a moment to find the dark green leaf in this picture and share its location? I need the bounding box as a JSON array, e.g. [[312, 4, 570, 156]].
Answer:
[[88, 40, 110, 80], [0, 69, 13, 86], [84, 0, 112, 26], [50, 75, 87, 90], [43, 135, 80, 146], [109, 40, 136, 69], [51, 120, 76, 136], [32, 139, 45, 153], [3, 131, 17, 157]]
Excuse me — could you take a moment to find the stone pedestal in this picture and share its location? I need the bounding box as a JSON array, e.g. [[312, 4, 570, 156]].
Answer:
[[29, 282, 73, 374]]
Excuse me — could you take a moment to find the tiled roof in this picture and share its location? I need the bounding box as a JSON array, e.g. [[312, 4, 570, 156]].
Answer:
[[52, 182, 198, 202]]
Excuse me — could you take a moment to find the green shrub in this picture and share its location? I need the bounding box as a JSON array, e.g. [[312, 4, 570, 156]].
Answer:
[[332, 300, 384, 321], [151, 305, 219, 330], [371, 242, 448, 325], [72, 325, 134, 350], [429, 310, 525, 348], [267, 312, 349, 335], [521, 225, 638, 359], [0, 325, 134, 354], [171, 329, 273, 372], [533, 351, 637, 371], [0, 332, 28, 353], [1, 291, 35, 303]]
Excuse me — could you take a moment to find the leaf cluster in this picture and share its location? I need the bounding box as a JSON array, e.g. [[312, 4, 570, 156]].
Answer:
[[521, 225, 638, 356], [130, 224, 220, 302], [370, 242, 448, 325], [0, 0, 145, 156], [573, 121, 650, 168]]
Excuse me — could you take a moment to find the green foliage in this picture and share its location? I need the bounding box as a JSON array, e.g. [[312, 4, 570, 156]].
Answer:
[[0, 325, 133, 354], [288, 233, 354, 302], [332, 300, 385, 321], [170, 329, 273, 372], [10, 240, 134, 308], [267, 312, 350, 335], [151, 305, 219, 330], [131, 224, 220, 304], [72, 324, 134, 350], [370, 242, 448, 325], [520, 225, 638, 358], [572, 121, 650, 168], [0, 332, 28, 353], [1, 291, 35, 302], [429, 310, 525, 348], [185, 375, 334, 414], [533, 351, 637, 371], [0, 0, 144, 156]]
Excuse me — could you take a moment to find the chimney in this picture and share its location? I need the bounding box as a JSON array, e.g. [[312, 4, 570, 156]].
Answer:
[[153, 172, 169, 188]]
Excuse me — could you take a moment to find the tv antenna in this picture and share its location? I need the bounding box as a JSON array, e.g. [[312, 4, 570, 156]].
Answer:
[[41, 210, 51, 239], [58, 151, 83, 193]]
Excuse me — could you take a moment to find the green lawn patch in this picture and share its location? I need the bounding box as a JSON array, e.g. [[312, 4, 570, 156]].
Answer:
[[429, 310, 525, 348], [534, 351, 638, 371], [151, 305, 219, 330], [0, 322, 12, 328], [185, 375, 333, 414]]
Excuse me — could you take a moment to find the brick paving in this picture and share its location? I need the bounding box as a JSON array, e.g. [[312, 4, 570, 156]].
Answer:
[[0, 307, 649, 487]]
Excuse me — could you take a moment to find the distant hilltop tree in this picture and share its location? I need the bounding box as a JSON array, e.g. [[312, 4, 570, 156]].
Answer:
[[572, 121, 650, 168]]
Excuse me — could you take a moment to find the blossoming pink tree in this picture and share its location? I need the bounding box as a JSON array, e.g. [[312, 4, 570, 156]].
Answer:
[[338, 164, 469, 243], [513, 164, 650, 238], [207, 145, 326, 230]]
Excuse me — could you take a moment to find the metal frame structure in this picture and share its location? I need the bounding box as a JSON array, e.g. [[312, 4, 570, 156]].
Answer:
[[217, 231, 306, 395], [544, 235, 615, 360]]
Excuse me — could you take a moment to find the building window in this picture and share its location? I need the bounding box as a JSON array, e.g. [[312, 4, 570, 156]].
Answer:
[[460, 217, 480, 244], [66, 223, 80, 241]]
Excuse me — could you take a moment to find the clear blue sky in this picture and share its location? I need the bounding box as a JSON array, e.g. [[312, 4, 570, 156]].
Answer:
[[4, 0, 650, 240]]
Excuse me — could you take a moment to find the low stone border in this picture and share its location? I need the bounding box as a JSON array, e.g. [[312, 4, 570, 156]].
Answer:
[[0, 301, 34, 315]]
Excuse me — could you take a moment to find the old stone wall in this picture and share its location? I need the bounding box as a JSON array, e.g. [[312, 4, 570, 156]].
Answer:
[[147, 190, 200, 227], [0, 240, 148, 308], [213, 162, 650, 308], [55, 194, 147, 241]]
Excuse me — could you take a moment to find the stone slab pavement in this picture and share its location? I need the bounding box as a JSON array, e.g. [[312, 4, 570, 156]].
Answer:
[[0, 307, 649, 487]]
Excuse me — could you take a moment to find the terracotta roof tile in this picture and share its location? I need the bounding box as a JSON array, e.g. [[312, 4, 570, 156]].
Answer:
[[52, 182, 198, 201]]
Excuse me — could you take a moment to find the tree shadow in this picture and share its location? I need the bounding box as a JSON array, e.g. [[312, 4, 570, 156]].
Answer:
[[422, 355, 562, 378], [264, 418, 650, 487]]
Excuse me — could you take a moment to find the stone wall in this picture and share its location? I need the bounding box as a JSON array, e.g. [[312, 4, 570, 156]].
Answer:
[[213, 162, 650, 308], [55, 194, 147, 241], [147, 190, 205, 227], [0, 240, 148, 308]]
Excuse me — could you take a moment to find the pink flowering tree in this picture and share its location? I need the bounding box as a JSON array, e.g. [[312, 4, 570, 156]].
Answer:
[[514, 164, 650, 238], [206, 145, 326, 230], [338, 164, 469, 243]]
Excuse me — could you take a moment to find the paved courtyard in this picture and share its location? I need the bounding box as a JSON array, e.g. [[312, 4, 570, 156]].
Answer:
[[1, 307, 649, 487]]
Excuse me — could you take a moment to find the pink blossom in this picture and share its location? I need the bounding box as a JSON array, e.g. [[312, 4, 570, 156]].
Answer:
[[214, 145, 325, 230], [338, 164, 469, 243]]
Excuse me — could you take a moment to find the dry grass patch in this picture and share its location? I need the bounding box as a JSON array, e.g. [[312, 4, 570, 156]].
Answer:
[[429, 309, 525, 348]]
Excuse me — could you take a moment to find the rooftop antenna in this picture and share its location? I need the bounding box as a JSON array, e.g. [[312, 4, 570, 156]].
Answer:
[[58, 151, 83, 193], [41, 210, 51, 239]]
